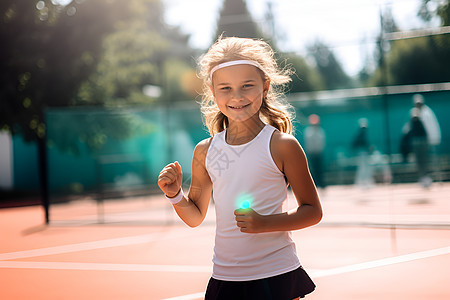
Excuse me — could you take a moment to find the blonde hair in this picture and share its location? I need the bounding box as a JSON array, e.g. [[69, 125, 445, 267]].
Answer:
[[198, 37, 295, 136]]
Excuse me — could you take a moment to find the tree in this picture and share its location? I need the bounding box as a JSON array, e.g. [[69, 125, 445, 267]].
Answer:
[[437, 0, 450, 25], [370, 1, 450, 86], [214, 0, 262, 41], [0, 0, 127, 141], [373, 6, 399, 86], [307, 41, 353, 90], [283, 53, 325, 93], [1, 0, 149, 222], [75, 0, 197, 106]]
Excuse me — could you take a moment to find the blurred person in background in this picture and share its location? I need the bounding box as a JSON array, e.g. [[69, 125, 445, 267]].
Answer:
[[352, 118, 374, 189], [370, 147, 392, 184], [411, 94, 441, 148], [408, 107, 432, 187], [304, 114, 326, 190], [403, 94, 441, 187]]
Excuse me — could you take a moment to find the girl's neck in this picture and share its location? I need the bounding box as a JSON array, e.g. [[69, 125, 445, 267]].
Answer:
[[226, 116, 265, 145]]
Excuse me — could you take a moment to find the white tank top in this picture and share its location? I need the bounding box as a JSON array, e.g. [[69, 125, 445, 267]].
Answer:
[[205, 124, 301, 281]]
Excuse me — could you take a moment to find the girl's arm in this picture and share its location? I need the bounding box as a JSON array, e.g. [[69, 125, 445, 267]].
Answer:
[[158, 139, 213, 227], [234, 131, 322, 233]]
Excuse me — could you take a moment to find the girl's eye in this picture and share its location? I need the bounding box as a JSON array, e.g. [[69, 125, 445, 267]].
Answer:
[[220, 86, 231, 91], [243, 84, 254, 89]]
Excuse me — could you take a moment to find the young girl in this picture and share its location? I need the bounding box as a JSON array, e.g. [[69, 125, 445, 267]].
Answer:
[[158, 37, 322, 300]]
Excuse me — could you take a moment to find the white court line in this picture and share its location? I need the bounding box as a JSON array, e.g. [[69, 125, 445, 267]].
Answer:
[[162, 292, 205, 300], [161, 246, 450, 300], [0, 261, 212, 273], [308, 245, 450, 278], [1, 246, 449, 299], [323, 214, 450, 220], [0, 231, 197, 261]]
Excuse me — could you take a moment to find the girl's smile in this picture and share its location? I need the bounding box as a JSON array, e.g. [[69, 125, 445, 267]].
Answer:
[[228, 103, 251, 110]]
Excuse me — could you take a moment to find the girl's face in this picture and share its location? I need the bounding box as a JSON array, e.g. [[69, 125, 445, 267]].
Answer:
[[211, 64, 269, 123]]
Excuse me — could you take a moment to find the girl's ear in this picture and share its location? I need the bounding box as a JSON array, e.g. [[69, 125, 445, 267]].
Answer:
[[263, 79, 271, 98], [209, 85, 215, 97]]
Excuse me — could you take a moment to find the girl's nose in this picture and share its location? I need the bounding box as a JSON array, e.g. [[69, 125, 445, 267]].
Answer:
[[231, 89, 243, 100]]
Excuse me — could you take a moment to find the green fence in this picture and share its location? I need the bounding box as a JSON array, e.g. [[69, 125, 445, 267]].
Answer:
[[289, 86, 450, 184], [44, 85, 450, 200], [46, 105, 206, 198]]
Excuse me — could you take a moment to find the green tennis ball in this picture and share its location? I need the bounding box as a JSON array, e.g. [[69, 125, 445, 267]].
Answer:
[[237, 193, 253, 209], [241, 200, 250, 209]]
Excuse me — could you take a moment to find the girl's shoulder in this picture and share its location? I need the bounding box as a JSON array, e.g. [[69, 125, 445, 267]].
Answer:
[[196, 137, 213, 148], [193, 137, 213, 162], [271, 130, 302, 151], [270, 130, 306, 172]]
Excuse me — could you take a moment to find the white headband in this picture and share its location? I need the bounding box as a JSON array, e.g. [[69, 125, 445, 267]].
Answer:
[[210, 60, 264, 81]]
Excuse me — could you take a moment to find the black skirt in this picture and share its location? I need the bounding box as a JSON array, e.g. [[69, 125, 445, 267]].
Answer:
[[205, 266, 316, 300]]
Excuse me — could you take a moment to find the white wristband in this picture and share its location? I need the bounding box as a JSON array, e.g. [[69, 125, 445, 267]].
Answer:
[[165, 188, 184, 205]]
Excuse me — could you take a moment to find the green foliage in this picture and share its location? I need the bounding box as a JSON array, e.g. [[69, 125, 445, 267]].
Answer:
[[0, 0, 126, 141], [76, 21, 169, 106], [75, 0, 196, 106], [1, 0, 197, 155], [371, 37, 450, 87], [370, 0, 450, 86], [383, 36, 450, 85], [307, 41, 354, 90], [283, 53, 325, 93], [437, 0, 450, 25]]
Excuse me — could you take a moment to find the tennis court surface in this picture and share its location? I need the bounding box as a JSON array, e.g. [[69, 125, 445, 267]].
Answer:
[[1, 183, 449, 299]]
